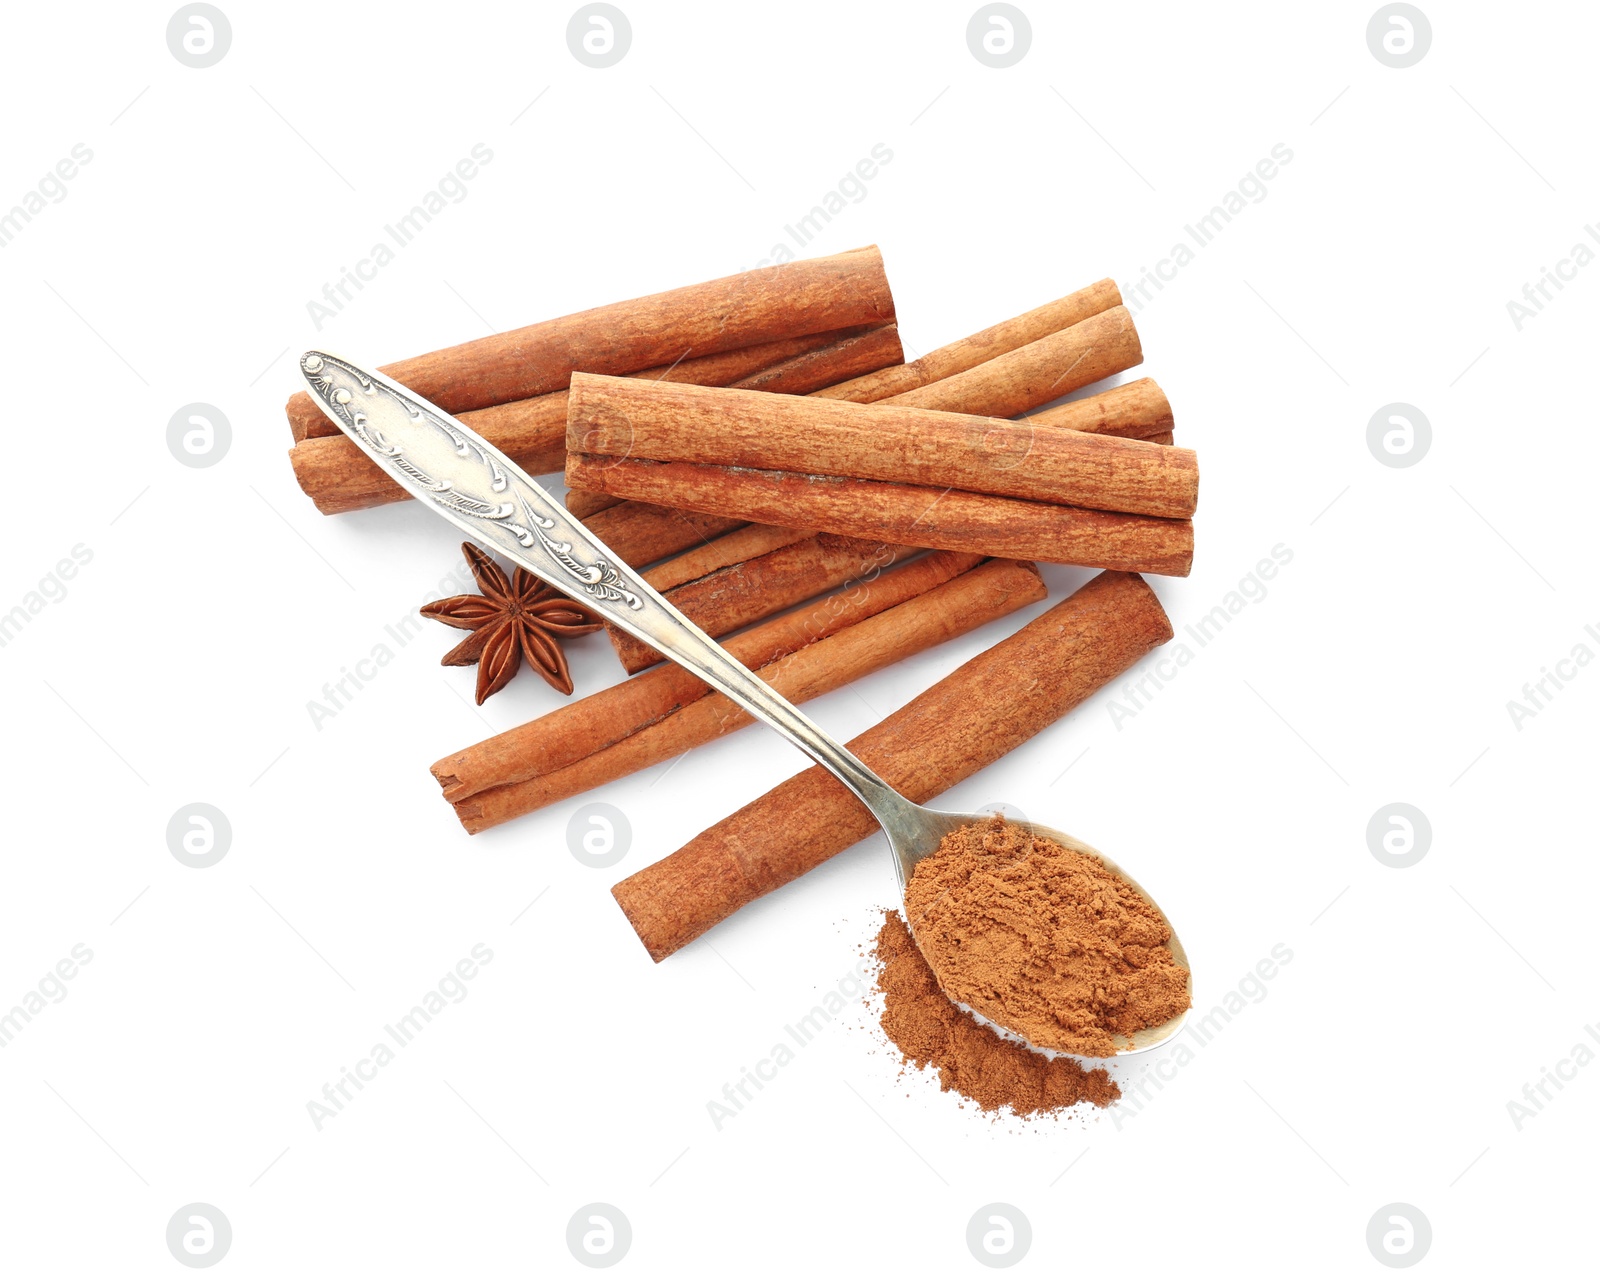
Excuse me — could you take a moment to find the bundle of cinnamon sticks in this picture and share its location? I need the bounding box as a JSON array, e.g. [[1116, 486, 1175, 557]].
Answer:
[[286, 248, 901, 514], [565, 371, 1195, 574], [284, 247, 1197, 964]]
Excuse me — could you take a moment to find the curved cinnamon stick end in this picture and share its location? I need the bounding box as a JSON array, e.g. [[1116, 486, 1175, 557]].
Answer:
[[1074, 569, 1174, 647], [1160, 522, 1195, 577], [888, 304, 1143, 419], [566, 489, 624, 519], [1028, 378, 1173, 441], [287, 438, 406, 516], [450, 798, 491, 835], [610, 845, 757, 963], [431, 760, 465, 800], [287, 390, 322, 443], [815, 278, 1123, 405]]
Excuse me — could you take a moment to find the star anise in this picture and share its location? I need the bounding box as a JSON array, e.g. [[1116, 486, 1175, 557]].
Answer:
[[421, 544, 603, 703]]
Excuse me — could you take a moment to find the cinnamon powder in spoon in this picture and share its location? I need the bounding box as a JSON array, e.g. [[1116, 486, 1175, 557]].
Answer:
[[904, 816, 1190, 1058], [873, 910, 1120, 1116]]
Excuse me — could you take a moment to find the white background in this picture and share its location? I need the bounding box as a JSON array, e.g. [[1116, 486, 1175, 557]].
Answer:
[[2, 1, 1595, 1268]]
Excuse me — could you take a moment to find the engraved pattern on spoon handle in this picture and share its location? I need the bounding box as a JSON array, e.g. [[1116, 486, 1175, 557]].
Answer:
[[300, 350, 908, 825]]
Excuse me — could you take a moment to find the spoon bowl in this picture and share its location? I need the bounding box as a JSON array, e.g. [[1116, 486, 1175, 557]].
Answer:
[[880, 804, 1190, 1058]]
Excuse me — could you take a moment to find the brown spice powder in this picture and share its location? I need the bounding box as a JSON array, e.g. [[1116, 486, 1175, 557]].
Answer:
[[872, 909, 1119, 1116], [904, 816, 1190, 1057]]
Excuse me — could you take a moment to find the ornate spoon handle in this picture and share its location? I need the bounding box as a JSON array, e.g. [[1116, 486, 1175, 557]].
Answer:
[[300, 350, 911, 829]]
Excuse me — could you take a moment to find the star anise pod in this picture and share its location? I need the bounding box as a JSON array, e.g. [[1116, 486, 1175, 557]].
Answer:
[[421, 543, 603, 703]]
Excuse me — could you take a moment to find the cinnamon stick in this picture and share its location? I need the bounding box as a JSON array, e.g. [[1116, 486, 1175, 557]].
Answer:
[[609, 533, 916, 675], [433, 549, 983, 805], [579, 501, 744, 569], [1029, 377, 1172, 440], [284, 246, 896, 439], [566, 490, 625, 519], [293, 323, 893, 444], [287, 324, 904, 515], [816, 279, 1122, 403], [884, 305, 1141, 418], [722, 325, 904, 397], [636, 524, 815, 594], [578, 375, 1177, 575], [610, 569, 1173, 961], [565, 454, 1194, 575], [449, 558, 1043, 832], [568, 374, 1197, 518]]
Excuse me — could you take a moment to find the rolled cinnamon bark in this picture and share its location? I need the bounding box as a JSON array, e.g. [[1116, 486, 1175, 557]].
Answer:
[[636, 523, 815, 594], [816, 279, 1122, 403], [293, 322, 894, 444], [721, 325, 904, 397], [611, 569, 1173, 961], [1029, 377, 1172, 440], [565, 454, 1194, 575], [288, 324, 904, 515], [579, 501, 745, 569], [563, 302, 1162, 571], [577, 375, 1177, 577], [432, 549, 984, 805], [609, 534, 915, 675], [285, 246, 896, 439], [885, 305, 1142, 418], [566, 490, 625, 519], [568, 373, 1197, 518], [449, 558, 1043, 832]]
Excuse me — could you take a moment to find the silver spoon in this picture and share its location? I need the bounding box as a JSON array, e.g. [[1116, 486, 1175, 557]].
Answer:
[[300, 351, 1190, 1057]]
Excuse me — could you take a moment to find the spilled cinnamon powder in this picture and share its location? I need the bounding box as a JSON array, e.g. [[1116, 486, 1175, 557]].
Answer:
[[904, 815, 1190, 1057], [872, 910, 1119, 1116]]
